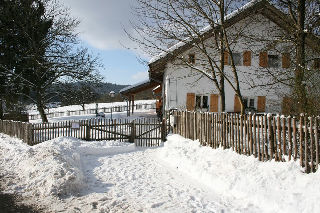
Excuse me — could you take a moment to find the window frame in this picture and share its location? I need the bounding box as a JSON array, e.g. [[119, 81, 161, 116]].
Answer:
[[195, 95, 209, 110], [229, 52, 242, 66], [243, 97, 256, 109], [268, 54, 279, 68]]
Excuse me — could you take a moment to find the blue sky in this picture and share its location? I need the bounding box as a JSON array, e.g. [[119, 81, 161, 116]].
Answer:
[[63, 0, 150, 85]]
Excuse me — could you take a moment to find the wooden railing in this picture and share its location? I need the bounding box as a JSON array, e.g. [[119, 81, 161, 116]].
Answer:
[[171, 110, 320, 173]]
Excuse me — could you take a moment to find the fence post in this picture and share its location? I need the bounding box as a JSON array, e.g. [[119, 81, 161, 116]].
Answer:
[[26, 123, 33, 145], [131, 120, 135, 143], [86, 120, 91, 141], [268, 115, 274, 161]]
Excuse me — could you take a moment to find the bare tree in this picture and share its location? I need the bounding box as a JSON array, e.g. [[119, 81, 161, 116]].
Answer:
[[127, 0, 254, 114]]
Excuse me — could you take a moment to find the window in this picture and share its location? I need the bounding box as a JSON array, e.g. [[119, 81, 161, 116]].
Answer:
[[243, 98, 248, 108], [249, 99, 255, 108], [229, 53, 242, 66], [260, 52, 280, 68], [268, 55, 279, 68], [202, 96, 208, 108], [195, 95, 208, 109], [243, 97, 255, 108], [188, 54, 195, 64]]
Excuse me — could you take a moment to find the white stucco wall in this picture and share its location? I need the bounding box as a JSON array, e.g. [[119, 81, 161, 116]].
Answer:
[[162, 13, 291, 113]]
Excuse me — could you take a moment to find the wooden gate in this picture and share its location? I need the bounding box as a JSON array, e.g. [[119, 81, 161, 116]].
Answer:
[[30, 118, 167, 146], [133, 118, 165, 147]]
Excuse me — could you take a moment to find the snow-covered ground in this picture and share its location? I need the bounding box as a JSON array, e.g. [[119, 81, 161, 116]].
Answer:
[[28, 100, 156, 115], [1, 131, 320, 212], [29, 109, 158, 124]]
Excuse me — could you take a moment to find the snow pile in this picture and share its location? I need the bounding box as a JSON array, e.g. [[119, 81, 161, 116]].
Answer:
[[0, 134, 134, 200], [157, 134, 320, 213]]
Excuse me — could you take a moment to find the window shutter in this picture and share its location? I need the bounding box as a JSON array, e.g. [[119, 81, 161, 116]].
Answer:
[[243, 51, 251, 66], [234, 95, 241, 112], [257, 96, 266, 112], [282, 53, 290, 68], [259, 52, 268, 68], [224, 51, 229, 65], [186, 93, 195, 111], [210, 94, 219, 112]]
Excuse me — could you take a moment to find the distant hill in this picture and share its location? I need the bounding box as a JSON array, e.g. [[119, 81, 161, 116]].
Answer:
[[99, 82, 130, 93]]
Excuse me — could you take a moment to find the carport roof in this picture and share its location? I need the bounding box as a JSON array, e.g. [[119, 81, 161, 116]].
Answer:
[[119, 79, 161, 96]]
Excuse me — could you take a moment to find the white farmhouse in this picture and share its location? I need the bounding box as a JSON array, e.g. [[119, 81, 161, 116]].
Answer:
[[120, 0, 320, 116]]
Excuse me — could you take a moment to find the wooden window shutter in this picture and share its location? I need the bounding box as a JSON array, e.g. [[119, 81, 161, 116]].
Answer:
[[259, 52, 268, 68], [210, 94, 219, 112], [257, 96, 266, 112], [186, 93, 195, 111], [224, 51, 229, 65], [234, 95, 241, 112], [243, 51, 251, 66], [282, 53, 290, 68]]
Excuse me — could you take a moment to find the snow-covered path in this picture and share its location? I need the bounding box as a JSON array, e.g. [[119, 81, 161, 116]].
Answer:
[[74, 149, 259, 213], [1, 133, 320, 212]]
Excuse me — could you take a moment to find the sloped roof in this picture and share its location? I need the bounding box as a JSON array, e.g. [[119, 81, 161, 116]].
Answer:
[[119, 79, 160, 96]]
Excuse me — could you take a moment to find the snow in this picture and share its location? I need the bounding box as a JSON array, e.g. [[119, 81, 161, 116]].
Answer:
[[1, 131, 320, 212], [30, 109, 158, 124], [28, 100, 156, 123], [28, 100, 156, 115]]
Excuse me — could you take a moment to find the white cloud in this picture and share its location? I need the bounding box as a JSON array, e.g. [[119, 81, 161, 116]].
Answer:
[[131, 71, 148, 80], [62, 0, 140, 51]]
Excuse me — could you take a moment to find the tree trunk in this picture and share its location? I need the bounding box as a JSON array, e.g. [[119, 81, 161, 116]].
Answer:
[[219, 1, 226, 112], [36, 91, 48, 123], [0, 99, 3, 120], [294, 0, 309, 114]]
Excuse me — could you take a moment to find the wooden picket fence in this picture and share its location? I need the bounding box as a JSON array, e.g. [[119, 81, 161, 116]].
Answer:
[[171, 110, 320, 173], [0, 118, 167, 147], [0, 120, 33, 145]]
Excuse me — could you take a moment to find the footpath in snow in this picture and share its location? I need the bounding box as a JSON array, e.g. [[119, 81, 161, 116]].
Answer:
[[0, 133, 320, 212]]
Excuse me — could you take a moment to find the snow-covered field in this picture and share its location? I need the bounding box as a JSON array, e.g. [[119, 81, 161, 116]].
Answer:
[[1, 131, 320, 212], [28, 100, 156, 116]]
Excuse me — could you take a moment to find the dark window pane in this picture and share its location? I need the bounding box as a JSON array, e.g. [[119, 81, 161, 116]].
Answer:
[[268, 55, 279, 68], [203, 96, 208, 108], [249, 99, 255, 108], [229, 53, 242, 66]]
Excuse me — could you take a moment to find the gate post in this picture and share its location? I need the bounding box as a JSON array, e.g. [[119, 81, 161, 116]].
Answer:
[[161, 118, 167, 142], [130, 120, 135, 143]]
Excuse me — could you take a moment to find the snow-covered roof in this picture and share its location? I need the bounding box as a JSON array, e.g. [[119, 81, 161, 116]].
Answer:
[[149, 0, 263, 64], [119, 79, 151, 94], [119, 79, 161, 96]]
